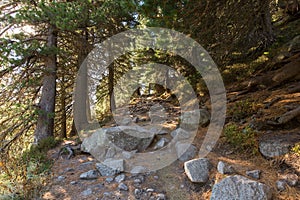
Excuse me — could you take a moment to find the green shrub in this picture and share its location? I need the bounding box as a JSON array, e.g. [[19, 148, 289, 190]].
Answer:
[[223, 124, 258, 155]]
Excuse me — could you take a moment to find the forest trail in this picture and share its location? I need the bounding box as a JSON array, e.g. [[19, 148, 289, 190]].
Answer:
[[42, 60, 300, 199]]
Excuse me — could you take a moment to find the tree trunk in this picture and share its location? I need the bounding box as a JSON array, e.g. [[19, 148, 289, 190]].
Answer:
[[34, 25, 57, 144], [60, 71, 67, 138], [72, 29, 91, 133]]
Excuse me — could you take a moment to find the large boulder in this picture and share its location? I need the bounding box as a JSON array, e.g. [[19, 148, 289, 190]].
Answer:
[[184, 158, 212, 183], [105, 126, 155, 152], [81, 126, 155, 158], [210, 175, 273, 200]]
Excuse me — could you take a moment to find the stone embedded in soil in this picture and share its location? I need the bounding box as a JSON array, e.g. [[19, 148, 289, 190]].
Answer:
[[259, 132, 300, 158], [246, 170, 261, 179], [96, 159, 124, 176], [211, 175, 273, 200], [79, 170, 99, 180], [81, 188, 93, 196], [217, 161, 235, 175], [276, 180, 287, 191], [175, 142, 197, 162], [57, 176, 65, 181], [115, 174, 126, 183], [118, 183, 129, 191], [153, 138, 169, 150], [184, 158, 212, 183], [280, 173, 299, 186]]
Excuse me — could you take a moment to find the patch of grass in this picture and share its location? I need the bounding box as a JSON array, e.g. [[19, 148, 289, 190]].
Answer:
[[223, 123, 259, 155], [227, 99, 257, 122]]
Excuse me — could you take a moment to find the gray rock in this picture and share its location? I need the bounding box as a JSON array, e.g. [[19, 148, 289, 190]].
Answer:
[[281, 173, 298, 186], [105, 147, 116, 159], [134, 188, 143, 196], [217, 161, 235, 175], [154, 138, 169, 150], [130, 166, 146, 174], [105, 177, 114, 183], [156, 193, 166, 200], [246, 170, 261, 179], [184, 158, 212, 183], [106, 126, 155, 152], [96, 159, 124, 176], [115, 174, 126, 183], [103, 192, 113, 197], [149, 104, 167, 124], [122, 150, 136, 159], [276, 180, 287, 191], [171, 128, 192, 139], [81, 129, 109, 153], [70, 181, 77, 185], [118, 183, 128, 191], [146, 188, 155, 192], [57, 176, 65, 181], [211, 175, 273, 200], [259, 132, 300, 158], [81, 188, 93, 196], [134, 178, 142, 184], [176, 142, 197, 162], [120, 118, 132, 125], [180, 109, 210, 130], [79, 170, 99, 180]]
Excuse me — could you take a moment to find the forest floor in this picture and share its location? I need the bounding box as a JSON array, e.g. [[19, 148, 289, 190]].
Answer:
[[41, 72, 300, 200], [41, 18, 300, 200]]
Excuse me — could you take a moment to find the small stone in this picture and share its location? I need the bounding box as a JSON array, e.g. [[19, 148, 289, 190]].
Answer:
[[134, 178, 142, 184], [57, 176, 65, 181], [115, 174, 126, 183], [146, 188, 155, 192], [81, 188, 92, 196], [281, 174, 298, 186], [180, 184, 184, 188], [70, 181, 77, 185], [103, 192, 112, 197], [79, 170, 99, 180], [276, 180, 287, 191], [246, 170, 261, 179], [105, 177, 114, 183], [65, 168, 74, 172], [156, 193, 166, 200], [217, 161, 235, 174], [134, 188, 143, 196], [118, 183, 128, 191], [153, 138, 169, 150], [153, 176, 159, 180], [96, 159, 124, 176]]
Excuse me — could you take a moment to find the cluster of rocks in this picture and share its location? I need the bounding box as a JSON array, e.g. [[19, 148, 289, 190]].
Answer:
[[59, 162, 166, 200]]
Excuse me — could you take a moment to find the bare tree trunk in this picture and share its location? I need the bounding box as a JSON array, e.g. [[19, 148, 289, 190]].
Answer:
[[60, 71, 67, 138], [72, 29, 91, 133], [34, 25, 57, 144]]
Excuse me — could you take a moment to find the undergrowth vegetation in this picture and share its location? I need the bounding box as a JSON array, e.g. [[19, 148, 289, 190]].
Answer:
[[223, 124, 259, 155], [0, 137, 60, 199]]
